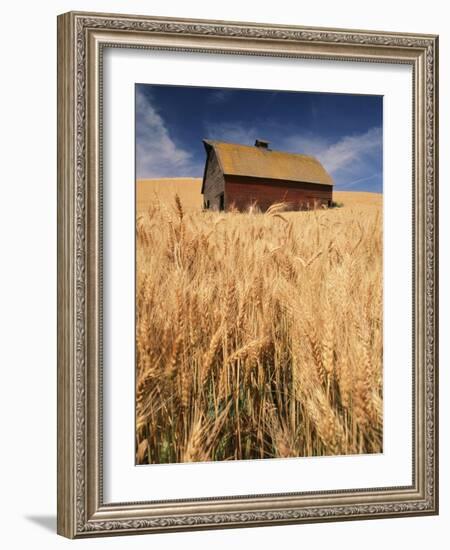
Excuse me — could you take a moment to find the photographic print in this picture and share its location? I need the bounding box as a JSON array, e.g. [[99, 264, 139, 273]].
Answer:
[[135, 84, 383, 465], [58, 13, 438, 537]]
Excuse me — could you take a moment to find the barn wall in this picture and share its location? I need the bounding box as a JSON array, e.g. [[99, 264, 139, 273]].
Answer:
[[202, 149, 225, 210], [225, 176, 333, 212]]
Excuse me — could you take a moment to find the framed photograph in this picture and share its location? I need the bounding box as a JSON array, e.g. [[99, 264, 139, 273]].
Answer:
[[57, 11, 439, 538]]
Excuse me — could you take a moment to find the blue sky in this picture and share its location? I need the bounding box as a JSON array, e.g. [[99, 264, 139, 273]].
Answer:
[[136, 84, 383, 192]]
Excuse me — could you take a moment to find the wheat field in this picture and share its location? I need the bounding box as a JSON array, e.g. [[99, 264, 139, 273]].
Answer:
[[136, 178, 383, 464]]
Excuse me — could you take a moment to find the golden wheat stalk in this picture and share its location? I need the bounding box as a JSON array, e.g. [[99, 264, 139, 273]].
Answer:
[[135, 188, 383, 464]]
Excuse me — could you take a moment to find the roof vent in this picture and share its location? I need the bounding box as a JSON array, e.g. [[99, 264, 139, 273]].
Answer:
[[254, 139, 270, 149]]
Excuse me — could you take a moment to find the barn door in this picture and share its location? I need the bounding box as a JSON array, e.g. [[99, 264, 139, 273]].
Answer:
[[219, 193, 225, 211]]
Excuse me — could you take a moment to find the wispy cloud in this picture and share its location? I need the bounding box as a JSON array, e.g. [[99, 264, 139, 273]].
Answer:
[[136, 90, 202, 178], [204, 121, 260, 146], [340, 172, 382, 189], [207, 89, 233, 104], [314, 127, 382, 174], [281, 133, 329, 159]]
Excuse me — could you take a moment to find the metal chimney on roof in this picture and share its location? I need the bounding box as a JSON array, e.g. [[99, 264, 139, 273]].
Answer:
[[255, 139, 270, 149]]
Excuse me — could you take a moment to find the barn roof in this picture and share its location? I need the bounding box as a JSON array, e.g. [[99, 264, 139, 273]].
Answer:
[[202, 140, 333, 187]]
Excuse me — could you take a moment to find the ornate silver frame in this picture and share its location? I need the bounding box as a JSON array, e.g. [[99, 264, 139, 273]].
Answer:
[[57, 11, 439, 538]]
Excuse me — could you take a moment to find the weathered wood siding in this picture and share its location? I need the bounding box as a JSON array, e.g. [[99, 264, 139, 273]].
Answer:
[[203, 150, 225, 210], [225, 176, 332, 212]]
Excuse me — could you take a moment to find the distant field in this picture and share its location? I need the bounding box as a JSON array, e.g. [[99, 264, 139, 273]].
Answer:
[[136, 177, 383, 465], [136, 178, 382, 214], [137, 178, 203, 213], [334, 191, 382, 209]]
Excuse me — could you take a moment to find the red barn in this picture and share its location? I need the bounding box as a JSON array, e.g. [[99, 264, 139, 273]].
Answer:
[[201, 139, 333, 212]]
